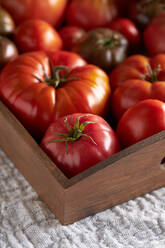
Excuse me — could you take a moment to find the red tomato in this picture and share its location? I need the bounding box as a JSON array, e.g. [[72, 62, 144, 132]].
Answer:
[[0, 51, 111, 140], [111, 54, 165, 120], [117, 99, 165, 148], [109, 18, 140, 47], [14, 19, 63, 53], [41, 113, 120, 178], [1, 0, 67, 26], [59, 26, 86, 51], [66, 0, 119, 31], [144, 12, 165, 56]]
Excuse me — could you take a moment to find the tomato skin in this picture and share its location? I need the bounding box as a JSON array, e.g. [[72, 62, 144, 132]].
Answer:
[[117, 99, 165, 148], [144, 12, 165, 56], [73, 28, 128, 72], [1, 0, 67, 27], [0, 36, 18, 69], [109, 18, 140, 47], [111, 54, 165, 120], [66, 0, 119, 31], [0, 51, 110, 140], [14, 19, 63, 53], [41, 113, 120, 178], [0, 7, 15, 36], [128, 0, 165, 28], [59, 26, 86, 51], [109, 55, 149, 91]]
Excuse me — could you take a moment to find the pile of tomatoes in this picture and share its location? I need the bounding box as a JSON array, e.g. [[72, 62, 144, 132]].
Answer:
[[0, 0, 165, 178]]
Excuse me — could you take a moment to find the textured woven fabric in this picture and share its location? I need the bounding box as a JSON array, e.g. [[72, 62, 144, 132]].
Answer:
[[0, 148, 165, 248]]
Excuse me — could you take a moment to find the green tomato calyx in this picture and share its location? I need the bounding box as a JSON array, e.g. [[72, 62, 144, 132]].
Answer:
[[142, 64, 162, 82], [48, 115, 97, 152], [46, 65, 78, 88]]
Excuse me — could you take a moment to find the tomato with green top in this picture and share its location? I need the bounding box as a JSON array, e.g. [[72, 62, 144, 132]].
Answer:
[[41, 113, 120, 178]]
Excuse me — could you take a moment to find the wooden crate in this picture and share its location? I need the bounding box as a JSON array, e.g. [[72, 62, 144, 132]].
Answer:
[[0, 100, 165, 225]]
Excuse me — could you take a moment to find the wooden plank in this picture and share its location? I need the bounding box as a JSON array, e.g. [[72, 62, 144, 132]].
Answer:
[[64, 132, 165, 224]]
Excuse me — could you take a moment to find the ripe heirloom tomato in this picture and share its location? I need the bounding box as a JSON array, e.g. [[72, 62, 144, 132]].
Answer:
[[1, 0, 67, 27], [73, 28, 128, 72], [117, 99, 165, 148], [41, 113, 120, 178], [111, 54, 165, 120], [0, 51, 111, 140], [0, 36, 18, 69], [109, 18, 140, 47], [0, 7, 15, 36], [66, 0, 119, 31], [59, 26, 86, 51], [14, 19, 63, 53], [144, 12, 165, 56], [128, 0, 165, 28]]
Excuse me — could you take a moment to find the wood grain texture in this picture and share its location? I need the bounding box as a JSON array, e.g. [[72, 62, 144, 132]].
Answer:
[[0, 100, 165, 225]]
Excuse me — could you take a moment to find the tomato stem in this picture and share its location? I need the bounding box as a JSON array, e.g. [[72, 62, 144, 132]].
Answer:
[[48, 115, 97, 152], [46, 65, 79, 88], [97, 34, 121, 48], [142, 64, 161, 82]]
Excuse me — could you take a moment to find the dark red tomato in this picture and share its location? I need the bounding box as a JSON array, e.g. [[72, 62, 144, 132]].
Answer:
[[117, 99, 165, 148], [59, 26, 86, 51], [41, 113, 120, 178], [0, 36, 18, 69], [128, 0, 165, 28], [0, 51, 111, 140], [144, 12, 165, 56], [110, 54, 165, 120], [66, 0, 119, 31], [14, 19, 63, 53], [0, 7, 15, 36], [109, 18, 140, 47], [1, 0, 67, 27]]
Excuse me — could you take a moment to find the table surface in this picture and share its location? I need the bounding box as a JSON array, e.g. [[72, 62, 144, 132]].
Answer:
[[0, 148, 165, 248]]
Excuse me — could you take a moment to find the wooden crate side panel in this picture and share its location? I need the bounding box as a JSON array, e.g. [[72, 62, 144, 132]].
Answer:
[[0, 101, 66, 223], [64, 137, 165, 224]]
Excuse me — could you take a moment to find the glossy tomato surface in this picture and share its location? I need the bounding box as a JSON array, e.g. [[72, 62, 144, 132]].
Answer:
[[0, 36, 18, 69], [0, 7, 15, 35], [111, 54, 165, 120], [59, 26, 86, 51], [109, 18, 140, 47], [144, 12, 165, 56], [66, 0, 119, 30], [14, 19, 63, 53], [73, 28, 128, 72], [41, 113, 120, 178], [0, 51, 111, 140], [117, 99, 165, 148], [1, 0, 67, 26]]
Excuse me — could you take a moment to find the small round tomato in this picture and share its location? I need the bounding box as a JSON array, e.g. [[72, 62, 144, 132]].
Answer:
[[1, 0, 67, 27], [14, 19, 63, 53], [0, 51, 111, 140], [128, 0, 165, 28], [73, 28, 128, 72], [117, 99, 165, 148], [0, 36, 18, 69], [66, 0, 119, 31], [41, 113, 120, 178], [110, 54, 165, 120], [109, 18, 140, 47], [144, 12, 165, 56], [59, 26, 86, 51], [0, 7, 15, 36]]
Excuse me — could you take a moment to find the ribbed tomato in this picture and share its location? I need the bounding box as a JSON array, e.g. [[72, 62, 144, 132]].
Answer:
[[0, 51, 111, 140], [110, 54, 165, 120]]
